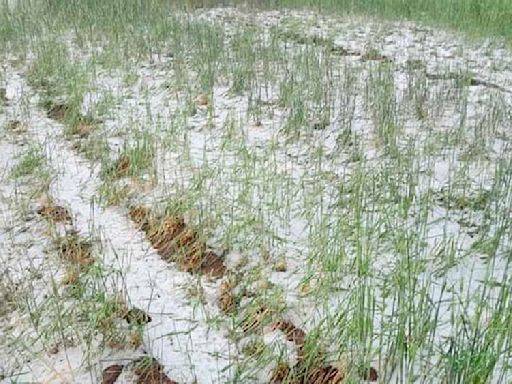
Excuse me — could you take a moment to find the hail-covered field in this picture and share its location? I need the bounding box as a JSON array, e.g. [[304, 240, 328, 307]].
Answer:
[[1, 4, 512, 384]]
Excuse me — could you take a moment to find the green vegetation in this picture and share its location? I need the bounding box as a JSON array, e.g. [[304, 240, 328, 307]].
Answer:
[[1, 0, 511, 382], [2, 0, 512, 51], [257, 0, 512, 41]]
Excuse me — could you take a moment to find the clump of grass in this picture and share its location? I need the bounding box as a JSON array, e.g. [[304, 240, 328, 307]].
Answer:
[[56, 231, 95, 267], [97, 133, 155, 205], [436, 188, 491, 211], [77, 133, 111, 162], [366, 61, 400, 153], [441, 337, 499, 384], [11, 146, 46, 178], [81, 292, 145, 350], [101, 136, 155, 181], [10, 146, 53, 197], [216, 0, 512, 42], [97, 183, 131, 206]]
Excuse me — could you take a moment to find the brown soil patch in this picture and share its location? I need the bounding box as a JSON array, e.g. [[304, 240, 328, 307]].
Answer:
[[101, 364, 124, 384], [358, 366, 378, 381], [218, 277, 238, 314], [129, 206, 226, 278], [189, 249, 226, 277], [270, 362, 292, 383], [270, 362, 345, 384], [163, 227, 199, 259], [269, 320, 378, 383], [37, 205, 72, 223], [45, 101, 71, 121], [134, 358, 179, 384], [294, 355, 377, 383], [0, 87, 6, 105], [288, 358, 377, 384], [271, 320, 306, 347], [58, 232, 95, 267], [301, 365, 345, 384], [148, 215, 186, 247]]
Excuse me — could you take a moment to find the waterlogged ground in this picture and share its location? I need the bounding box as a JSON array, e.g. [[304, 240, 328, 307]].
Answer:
[[1, 5, 512, 384]]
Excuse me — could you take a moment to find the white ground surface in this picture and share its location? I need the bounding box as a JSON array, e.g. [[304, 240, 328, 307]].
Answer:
[[1, 6, 512, 384]]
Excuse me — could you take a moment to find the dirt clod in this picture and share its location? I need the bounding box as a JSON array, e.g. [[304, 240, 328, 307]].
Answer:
[[134, 357, 179, 384], [197, 250, 227, 277], [271, 320, 306, 347], [270, 362, 345, 384], [303, 365, 345, 384], [270, 362, 291, 383], [101, 364, 124, 384], [37, 205, 72, 223], [358, 365, 378, 382], [123, 307, 152, 325], [148, 216, 187, 256], [45, 101, 70, 121]]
